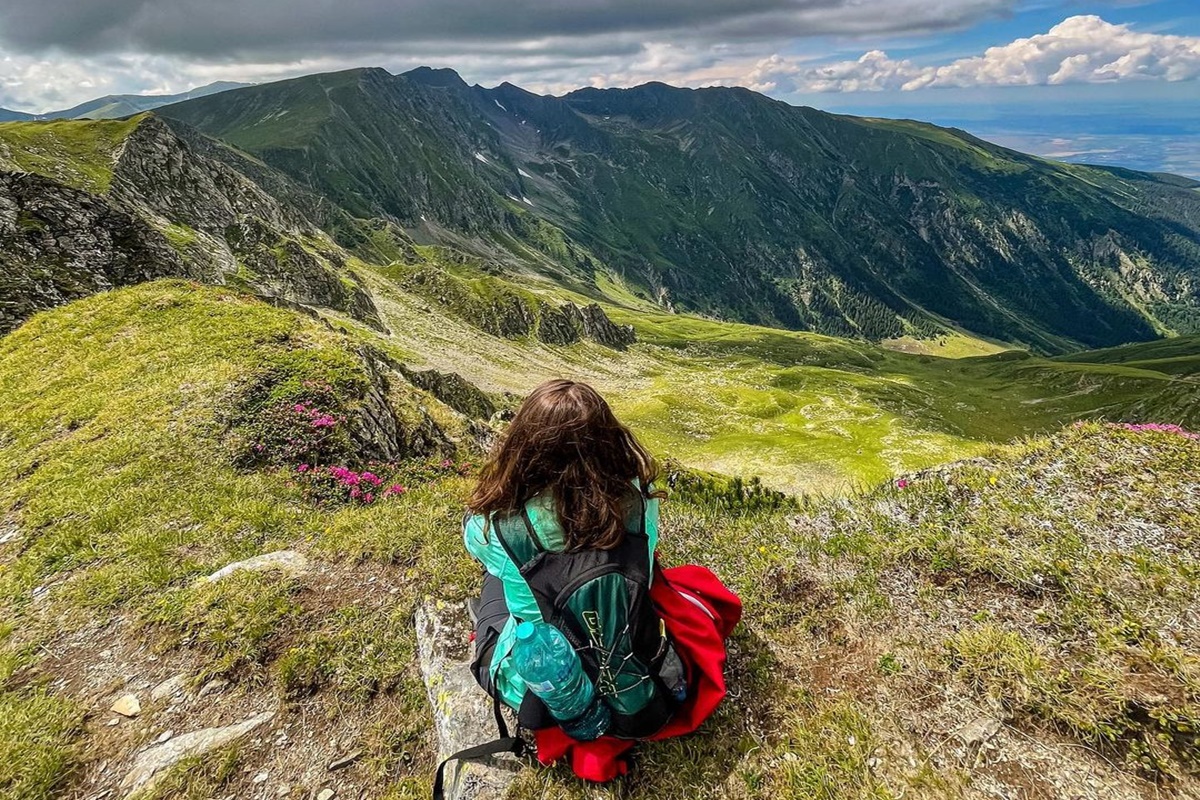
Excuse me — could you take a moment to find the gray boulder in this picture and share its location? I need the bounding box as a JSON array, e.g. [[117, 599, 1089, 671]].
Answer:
[[201, 550, 308, 584], [415, 602, 522, 800]]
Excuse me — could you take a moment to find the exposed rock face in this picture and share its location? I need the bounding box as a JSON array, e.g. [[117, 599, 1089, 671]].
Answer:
[[389, 262, 635, 349], [0, 171, 196, 334], [0, 114, 383, 334], [400, 367, 497, 420], [110, 115, 296, 234], [225, 217, 383, 330], [201, 550, 308, 583], [535, 301, 635, 349], [120, 710, 276, 798], [352, 349, 461, 461], [415, 603, 521, 800]]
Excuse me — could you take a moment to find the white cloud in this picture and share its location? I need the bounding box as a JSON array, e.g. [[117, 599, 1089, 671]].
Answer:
[[0, 0, 1017, 111], [766, 15, 1200, 93], [2, 12, 1196, 112]]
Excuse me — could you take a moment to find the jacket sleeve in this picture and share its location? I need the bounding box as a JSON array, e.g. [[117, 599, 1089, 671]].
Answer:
[[463, 514, 543, 624], [463, 513, 536, 710]]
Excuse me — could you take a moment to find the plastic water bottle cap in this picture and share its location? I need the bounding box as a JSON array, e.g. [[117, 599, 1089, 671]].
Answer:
[[516, 621, 535, 640]]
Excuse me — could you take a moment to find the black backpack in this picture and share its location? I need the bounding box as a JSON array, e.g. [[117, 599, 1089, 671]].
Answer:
[[490, 490, 684, 738], [434, 492, 685, 798]]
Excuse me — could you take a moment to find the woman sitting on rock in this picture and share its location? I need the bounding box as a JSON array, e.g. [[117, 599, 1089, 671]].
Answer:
[[457, 378, 742, 784]]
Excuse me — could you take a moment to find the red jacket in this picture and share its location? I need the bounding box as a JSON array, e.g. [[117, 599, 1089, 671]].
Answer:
[[533, 564, 743, 781]]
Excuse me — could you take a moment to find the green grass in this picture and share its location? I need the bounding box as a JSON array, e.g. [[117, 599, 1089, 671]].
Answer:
[[0, 688, 82, 800], [0, 115, 145, 194], [1, 283, 1199, 797], [355, 255, 1200, 496], [129, 746, 241, 800], [0, 282, 486, 798], [143, 572, 304, 682]]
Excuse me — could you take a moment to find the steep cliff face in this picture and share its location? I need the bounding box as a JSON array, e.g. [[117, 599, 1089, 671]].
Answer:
[[0, 171, 196, 333], [0, 114, 383, 332]]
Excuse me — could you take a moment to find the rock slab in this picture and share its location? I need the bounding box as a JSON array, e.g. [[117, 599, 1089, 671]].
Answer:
[[120, 710, 275, 798], [415, 602, 521, 800], [202, 551, 308, 583]]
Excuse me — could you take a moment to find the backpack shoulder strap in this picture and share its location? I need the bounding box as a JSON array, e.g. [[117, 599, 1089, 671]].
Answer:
[[492, 507, 546, 571]]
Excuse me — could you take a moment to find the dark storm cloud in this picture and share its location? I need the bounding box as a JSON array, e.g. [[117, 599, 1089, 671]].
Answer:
[[0, 0, 1014, 58]]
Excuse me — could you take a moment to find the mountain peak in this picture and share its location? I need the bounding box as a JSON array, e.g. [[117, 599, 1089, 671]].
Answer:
[[403, 66, 468, 89]]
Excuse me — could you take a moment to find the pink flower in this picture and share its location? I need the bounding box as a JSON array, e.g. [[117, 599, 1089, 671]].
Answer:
[[384, 484, 406, 497], [896, 479, 909, 489], [363, 492, 374, 503], [1117, 422, 1199, 440], [297, 464, 310, 473], [360, 471, 382, 486], [293, 403, 307, 413], [350, 487, 361, 499], [441, 459, 453, 468]]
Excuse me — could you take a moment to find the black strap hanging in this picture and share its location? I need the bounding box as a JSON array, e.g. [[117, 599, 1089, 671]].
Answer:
[[431, 694, 527, 800]]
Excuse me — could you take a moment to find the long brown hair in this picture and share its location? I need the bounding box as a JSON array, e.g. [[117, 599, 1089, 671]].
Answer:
[[468, 379, 663, 550]]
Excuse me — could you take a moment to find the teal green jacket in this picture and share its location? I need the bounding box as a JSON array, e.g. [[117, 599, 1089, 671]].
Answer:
[[463, 483, 660, 711]]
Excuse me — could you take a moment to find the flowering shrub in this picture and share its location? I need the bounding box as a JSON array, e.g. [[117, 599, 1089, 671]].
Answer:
[[291, 456, 474, 506], [1116, 422, 1199, 440], [229, 379, 353, 468]]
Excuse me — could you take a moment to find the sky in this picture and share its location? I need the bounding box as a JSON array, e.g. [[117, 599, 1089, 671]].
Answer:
[[1, 0, 1197, 175]]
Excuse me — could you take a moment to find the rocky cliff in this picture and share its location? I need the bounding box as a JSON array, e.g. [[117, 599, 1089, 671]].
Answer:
[[0, 170, 197, 333], [0, 114, 383, 332]]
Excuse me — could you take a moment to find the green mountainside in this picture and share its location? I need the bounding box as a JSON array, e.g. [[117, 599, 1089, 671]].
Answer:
[[159, 67, 1200, 352]]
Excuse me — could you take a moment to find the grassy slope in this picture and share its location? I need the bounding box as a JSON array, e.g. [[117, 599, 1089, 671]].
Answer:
[[0, 283, 477, 799], [0, 115, 144, 193], [350, 254, 1199, 495], [1, 284, 1197, 798]]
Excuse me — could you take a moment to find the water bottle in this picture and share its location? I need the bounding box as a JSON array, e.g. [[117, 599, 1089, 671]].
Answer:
[[512, 620, 611, 740]]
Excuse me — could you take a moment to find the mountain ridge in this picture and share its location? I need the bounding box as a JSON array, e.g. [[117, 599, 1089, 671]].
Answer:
[[156, 66, 1200, 353]]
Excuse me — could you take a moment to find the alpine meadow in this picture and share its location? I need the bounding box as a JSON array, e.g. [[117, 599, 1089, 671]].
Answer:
[[1, 47, 1199, 800]]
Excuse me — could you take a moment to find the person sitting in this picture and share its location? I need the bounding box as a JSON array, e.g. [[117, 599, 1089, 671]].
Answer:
[[454, 378, 742, 786]]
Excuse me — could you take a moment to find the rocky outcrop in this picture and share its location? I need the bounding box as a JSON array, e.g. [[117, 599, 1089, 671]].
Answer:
[[399, 366, 497, 420], [351, 349, 461, 461], [415, 603, 522, 800], [120, 711, 276, 798], [201, 550, 309, 583], [0, 114, 385, 335], [397, 265, 634, 348], [225, 217, 383, 330], [0, 170, 198, 333], [110, 115, 296, 234], [535, 301, 635, 348]]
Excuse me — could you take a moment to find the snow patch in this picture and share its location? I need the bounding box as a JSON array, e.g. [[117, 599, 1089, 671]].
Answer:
[[474, 152, 490, 164], [493, 99, 507, 112], [517, 168, 533, 178], [522, 197, 534, 206]]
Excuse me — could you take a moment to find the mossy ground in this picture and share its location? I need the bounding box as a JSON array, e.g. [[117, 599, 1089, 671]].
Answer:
[[0, 115, 145, 194], [1, 282, 1198, 799]]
